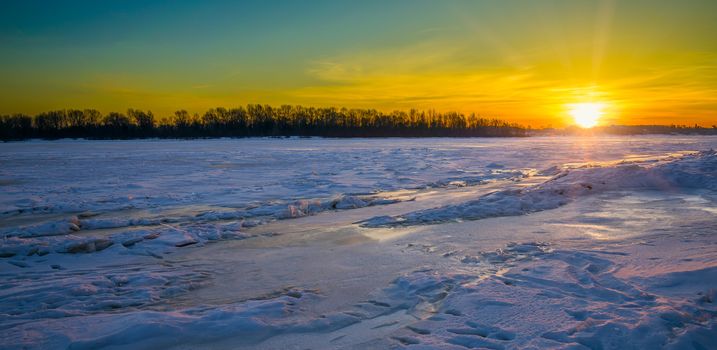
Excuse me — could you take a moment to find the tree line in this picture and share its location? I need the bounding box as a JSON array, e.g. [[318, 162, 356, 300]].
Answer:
[[538, 124, 717, 136], [595, 124, 717, 135], [0, 105, 529, 140]]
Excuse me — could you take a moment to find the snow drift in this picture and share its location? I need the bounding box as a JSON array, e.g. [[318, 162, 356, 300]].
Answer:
[[361, 150, 717, 227]]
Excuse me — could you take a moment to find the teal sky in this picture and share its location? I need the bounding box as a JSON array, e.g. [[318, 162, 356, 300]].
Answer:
[[2, 0, 716, 126]]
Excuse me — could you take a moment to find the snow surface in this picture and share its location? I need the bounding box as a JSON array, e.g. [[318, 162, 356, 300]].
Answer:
[[1, 136, 717, 349]]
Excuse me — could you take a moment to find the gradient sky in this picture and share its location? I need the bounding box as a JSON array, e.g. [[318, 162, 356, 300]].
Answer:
[[1, 0, 716, 127]]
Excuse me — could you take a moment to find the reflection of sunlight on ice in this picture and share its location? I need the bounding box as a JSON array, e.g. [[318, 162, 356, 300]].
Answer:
[[583, 230, 610, 240], [550, 223, 617, 240], [682, 195, 717, 214], [360, 227, 417, 241], [699, 207, 717, 214]]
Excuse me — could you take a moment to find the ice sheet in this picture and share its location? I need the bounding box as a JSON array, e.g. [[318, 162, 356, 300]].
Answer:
[[1, 136, 716, 349]]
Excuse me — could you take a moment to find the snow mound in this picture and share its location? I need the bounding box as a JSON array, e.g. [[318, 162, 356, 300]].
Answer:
[[361, 150, 717, 227], [0, 192, 408, 260]]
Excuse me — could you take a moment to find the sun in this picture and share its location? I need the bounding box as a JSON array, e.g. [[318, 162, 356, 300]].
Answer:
[[568, 103, 603, 128]]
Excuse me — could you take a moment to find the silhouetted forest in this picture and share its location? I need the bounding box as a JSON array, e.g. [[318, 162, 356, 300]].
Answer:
[[0, 105, 528, 140], [3, 106, 716, 141]]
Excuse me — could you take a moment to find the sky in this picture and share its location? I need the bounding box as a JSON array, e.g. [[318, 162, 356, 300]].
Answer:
[[1, 0, 716, 127]]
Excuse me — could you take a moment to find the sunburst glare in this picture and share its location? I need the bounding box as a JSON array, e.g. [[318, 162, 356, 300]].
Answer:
[[568, 103, 604, 128]]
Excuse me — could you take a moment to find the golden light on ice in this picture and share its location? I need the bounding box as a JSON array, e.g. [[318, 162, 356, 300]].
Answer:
[[568, 103, 604, 128]]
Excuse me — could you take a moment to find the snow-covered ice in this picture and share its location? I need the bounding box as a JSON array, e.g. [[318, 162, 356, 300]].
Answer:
[[1, 136, 717, 349], [360, 150, 717, 227]]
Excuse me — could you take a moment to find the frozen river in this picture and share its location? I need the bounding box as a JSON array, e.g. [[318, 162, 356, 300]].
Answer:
[[1, 136, 717, 349]]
